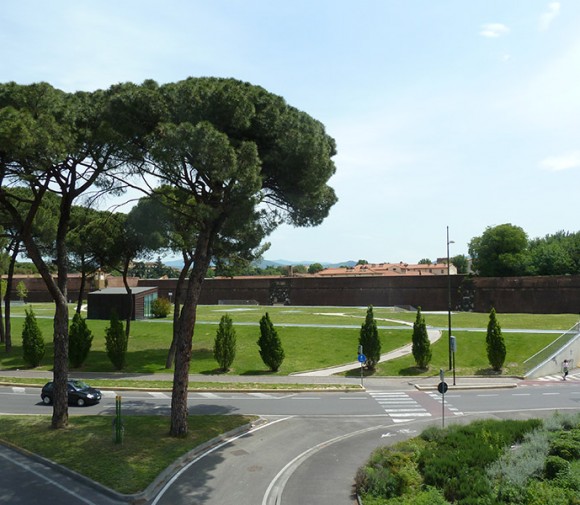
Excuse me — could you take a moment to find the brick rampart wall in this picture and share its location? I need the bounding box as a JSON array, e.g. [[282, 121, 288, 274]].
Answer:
[[8, 274, 580, 314]]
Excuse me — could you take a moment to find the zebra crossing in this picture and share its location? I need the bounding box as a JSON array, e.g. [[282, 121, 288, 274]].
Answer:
[[536, 372, 580, 382], [368, 390, 464, 422], [368, 391, 433, 423]]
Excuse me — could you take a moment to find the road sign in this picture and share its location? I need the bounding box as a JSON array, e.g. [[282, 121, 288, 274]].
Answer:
[[358, 354, 366, 363], [437, 381, 448, 394]]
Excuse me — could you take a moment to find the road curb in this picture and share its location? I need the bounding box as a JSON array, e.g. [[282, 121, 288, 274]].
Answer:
[[413, 383, 518, 391]]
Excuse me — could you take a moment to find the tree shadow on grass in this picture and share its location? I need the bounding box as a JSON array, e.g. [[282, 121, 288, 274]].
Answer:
[[475, 367, 504, 376]]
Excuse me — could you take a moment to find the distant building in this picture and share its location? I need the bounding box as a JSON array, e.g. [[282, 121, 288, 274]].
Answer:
[[316, 261, 457, 277]]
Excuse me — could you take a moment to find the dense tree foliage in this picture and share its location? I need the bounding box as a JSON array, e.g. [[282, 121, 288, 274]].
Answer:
[[469, 224, 529, 277], [0, 77, 337, 436], [469, 225, 580, 277], [359, 305, 381, 370], [412, 307, 432, 369], [258, 312, 285, 372]]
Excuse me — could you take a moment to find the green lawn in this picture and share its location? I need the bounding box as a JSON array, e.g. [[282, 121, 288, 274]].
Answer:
[[0, 303, 577, 377], [0, 414, 254, 494]]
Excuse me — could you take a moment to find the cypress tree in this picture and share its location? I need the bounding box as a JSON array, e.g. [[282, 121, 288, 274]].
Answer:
[[257, 312, 285, 372], [486, 307, 506, 371], [105, 310, 128, 370], [412, 306, 432, 369], [214, 314, 237, 372], [359, 305, 381, 370], [22, 307, 45, 367], [69, 313, 93, 368]]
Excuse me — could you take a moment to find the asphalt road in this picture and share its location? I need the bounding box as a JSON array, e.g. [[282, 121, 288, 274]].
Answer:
[[1, 381, 580, 504]]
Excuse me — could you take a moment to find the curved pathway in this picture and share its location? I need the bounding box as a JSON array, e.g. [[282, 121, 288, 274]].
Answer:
[[293, 326, 441, 377]]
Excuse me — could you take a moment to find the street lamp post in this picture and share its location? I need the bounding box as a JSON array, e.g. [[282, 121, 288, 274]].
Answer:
[[447, 226, 454, 370]]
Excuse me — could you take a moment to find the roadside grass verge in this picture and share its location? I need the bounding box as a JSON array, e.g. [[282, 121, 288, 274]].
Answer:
[[0, 414, 255, 494]]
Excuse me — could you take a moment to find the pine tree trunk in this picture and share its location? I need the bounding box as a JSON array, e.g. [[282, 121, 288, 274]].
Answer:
[[165, 255, 192, 369], [52, 295, 69, 429], [170, 234, 212, 437]]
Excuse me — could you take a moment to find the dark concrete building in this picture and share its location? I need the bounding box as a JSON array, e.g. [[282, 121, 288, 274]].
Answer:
[[87, 287, 158, 320]]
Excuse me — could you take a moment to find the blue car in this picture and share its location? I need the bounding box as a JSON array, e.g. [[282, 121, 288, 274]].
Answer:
[[41, 379, 102, 407]]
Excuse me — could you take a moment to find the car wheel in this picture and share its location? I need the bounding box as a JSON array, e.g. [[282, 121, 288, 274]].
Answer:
[[42, 396, 52, 405], [76, 397, 86, 407]]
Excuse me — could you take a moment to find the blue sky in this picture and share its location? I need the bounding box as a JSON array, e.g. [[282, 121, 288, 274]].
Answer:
[[2, 1, 579, 264]]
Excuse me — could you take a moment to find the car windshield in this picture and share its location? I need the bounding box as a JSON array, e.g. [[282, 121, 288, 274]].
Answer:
[[69, 380, 90, 390]]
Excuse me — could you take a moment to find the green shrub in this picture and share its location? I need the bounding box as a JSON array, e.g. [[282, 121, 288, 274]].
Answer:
[[549, 430, 580, 461], [214, 314, 237, 372], [257, 313, 284, 372], [487, 428, 549, 488], [105, 310, 128, 370], [151, 297, 171, 318], [524, 480, 570, 505], [69, 313, 93, 368], [21, 307, 45, 367], [545, 455, 570, 479]]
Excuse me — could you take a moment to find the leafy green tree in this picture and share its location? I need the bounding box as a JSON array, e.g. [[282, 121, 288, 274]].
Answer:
[[118, 77, 337, 436], [359, 306, 381, 370], [214, 314, 237, 372], [412, 307, 432, 369], [258, 312, 285, 372], [451, 254, 469, 274], [418, 258, 432, 264], [469, 224, 530, 276], [308, 262, 324, 274], [68, 313, 93, 368], [486, 307, 506, 371], [22, 307, 45, 367], [105, 310, 128, 370], [16, 280, 27, 302], [356, 259, 368, 265], [0, 82, 131, 429]]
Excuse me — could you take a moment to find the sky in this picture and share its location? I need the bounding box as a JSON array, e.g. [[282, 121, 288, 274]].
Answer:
[[1, 1, 579, 264]]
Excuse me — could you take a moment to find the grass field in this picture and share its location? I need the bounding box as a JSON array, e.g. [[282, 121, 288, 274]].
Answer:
[[0, 303, 577, 377]]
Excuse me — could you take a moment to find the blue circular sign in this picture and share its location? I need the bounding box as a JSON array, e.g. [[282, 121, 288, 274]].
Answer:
[[358, 354, 366, 363]]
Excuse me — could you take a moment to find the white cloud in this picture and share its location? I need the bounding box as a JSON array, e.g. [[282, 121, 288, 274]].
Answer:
[[539, 2, 561, 31], [480, 23, 510, 38], [540, 152, 580, 171]]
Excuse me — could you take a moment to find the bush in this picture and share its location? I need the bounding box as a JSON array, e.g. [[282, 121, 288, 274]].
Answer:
[[214, 314, 237, 372], [544, 455, 570, 479], [69, 313, 93, 368], [22, 307, 45, 367], [105, 310, 128, 370], [151, 297, 171, 318], [549, 430, 580, 461], [257, 312, 285, 372]]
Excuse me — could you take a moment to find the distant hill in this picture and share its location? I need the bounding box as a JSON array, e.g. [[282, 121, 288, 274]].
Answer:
[[164, 258, 357, 269]]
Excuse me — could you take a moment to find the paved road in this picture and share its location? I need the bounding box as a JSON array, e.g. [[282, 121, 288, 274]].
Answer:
[[2, 380, 580, 504]]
